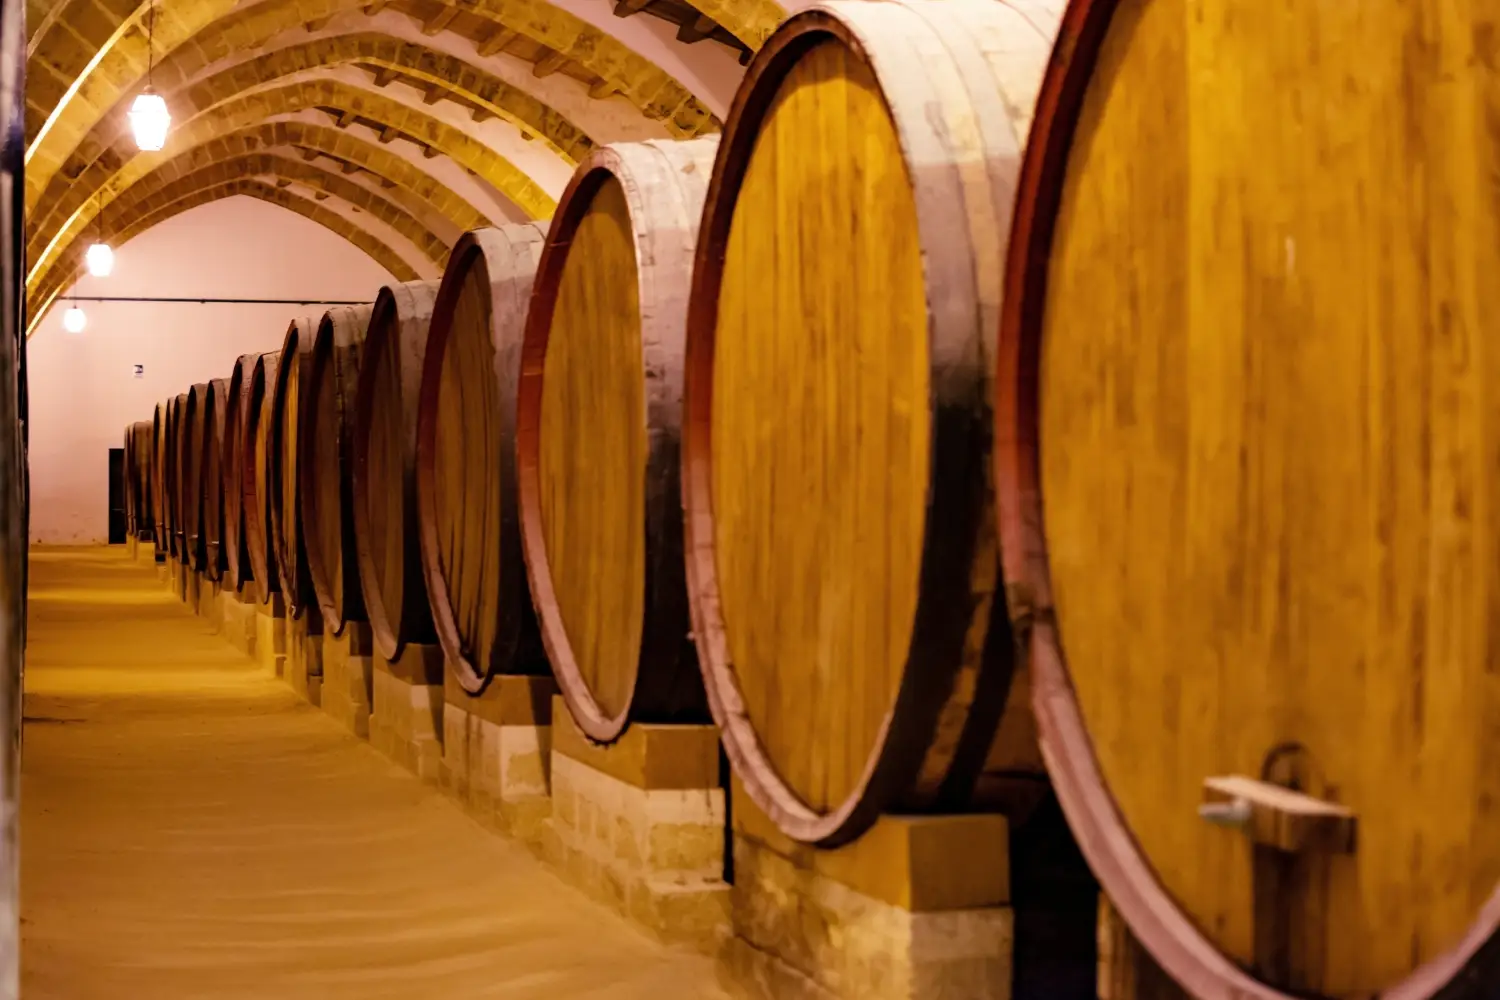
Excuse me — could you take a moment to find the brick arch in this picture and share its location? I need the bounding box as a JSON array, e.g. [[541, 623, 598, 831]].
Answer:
[[28, 77, 553, 295], [25, 0, 722, 209], [119, 151, 451, 266], [29, 179, 418, 339]]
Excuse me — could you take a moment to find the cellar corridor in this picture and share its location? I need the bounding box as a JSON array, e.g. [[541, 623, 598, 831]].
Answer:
[[18, 546, 722, 999]]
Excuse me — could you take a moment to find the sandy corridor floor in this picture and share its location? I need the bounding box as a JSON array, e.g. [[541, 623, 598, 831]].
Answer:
[[19, 546, 724, 999]]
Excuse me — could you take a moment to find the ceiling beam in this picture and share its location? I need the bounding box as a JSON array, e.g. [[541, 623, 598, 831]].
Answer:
[[422, 6, 459, 35], [588, 79, 619, 100], [476, 25, 517, 57], [471, 107, 494, 124], [422, 83, 445, 106], [676, 14, 716, 44], [336, 109, 357, 129], [378, 125, 399, 144], [532, 48, 568, 79], [364, 0, 391, 14], [613, 0, 651, 17], [304, 16, 331, 31], [300, 149, 320, 162], [341, 161, 362, 175], [370, 66, 397, 88], [422, 144, 440, 159]]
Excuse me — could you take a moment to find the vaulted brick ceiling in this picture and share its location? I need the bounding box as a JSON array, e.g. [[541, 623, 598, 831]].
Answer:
[[24, 0, 787, 336]]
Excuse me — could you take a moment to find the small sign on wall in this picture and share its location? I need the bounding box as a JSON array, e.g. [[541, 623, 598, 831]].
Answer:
[[133, 364, 144, 379]]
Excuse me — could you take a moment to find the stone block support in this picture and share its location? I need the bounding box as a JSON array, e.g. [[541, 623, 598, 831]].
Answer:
[[216, 583, 258, 658], [440, 674, 555, 848], [321, 623, 374, 739], [722, 781, 1013, 1000], [549, 701, 727, 952], [370, 644, 444, 781], [254, 594, 287, 677], [284, 611, 324, 706]]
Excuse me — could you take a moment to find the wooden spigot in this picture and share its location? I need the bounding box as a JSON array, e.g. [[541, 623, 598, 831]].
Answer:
[[1198, 775, 1356, 854]]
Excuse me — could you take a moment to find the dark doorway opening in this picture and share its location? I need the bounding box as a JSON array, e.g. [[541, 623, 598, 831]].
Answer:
[[107, 447, 126, 544]]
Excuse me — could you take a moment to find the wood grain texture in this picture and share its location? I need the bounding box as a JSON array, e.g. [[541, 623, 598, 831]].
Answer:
[[271, 316, 321, 622], [203, 378, 230, 582], [247, 352, 282, 604], [351, 280, 441, 663], [181, 384, 210, 572], [168, 393, 188, 559], [303, 304, 374, 636], [417, 224, 550, 694], [993, 0, 1500, 996], [681, 0, 1059, 846], [222, 354, 258, 589], [518, 139, 717, 744], [132, 421, 155, 543]]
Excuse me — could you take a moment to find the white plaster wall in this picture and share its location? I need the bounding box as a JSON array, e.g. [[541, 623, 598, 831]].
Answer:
[[28, 195, 394, 544]]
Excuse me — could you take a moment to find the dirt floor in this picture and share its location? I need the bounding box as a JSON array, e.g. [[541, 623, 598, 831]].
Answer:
[[20, 546, 725, 999]]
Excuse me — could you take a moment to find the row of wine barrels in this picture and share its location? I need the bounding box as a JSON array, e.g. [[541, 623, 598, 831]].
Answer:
[[202, 378, 230, 581], [123, 424, 137, 536], [271, 316, 319, 620], [681, 0, 1054, 847], [181, 383, 210, 571], [303, 304, 373, 634], [152, 401, 168, 556], [415, 225, 549, 692], [222, 353, 258, 589], [128, 420, 153, 541], [988, 0, 1500, 997], [352, 281, 440, 661], [245, 351, 281, 603], [516, 140, 716, 743], [169, 391, 188, 558]]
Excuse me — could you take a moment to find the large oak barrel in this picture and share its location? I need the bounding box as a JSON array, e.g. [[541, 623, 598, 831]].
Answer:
[[517, 140, 716, 743], [351, 281, 440, 661], [181, 382, 211, 571], [152, 401, 168, 555], [992, 1, 1500, 997], [302, 303, 374, 634], [416, 225, 549, 692], [271, 316, 320, 620], [222, 354, 258, 588], [128, 420, 153, 541], [169, 391, 188, 560], [245, 352, 282, 603], [202, 378, 230, 581], [123, 424, 138, 537], [681, 0, 1060, 847]]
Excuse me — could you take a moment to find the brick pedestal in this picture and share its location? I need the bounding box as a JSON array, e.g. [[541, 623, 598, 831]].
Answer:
[[549, 702, 727, 951], [723, 783, 1013, 1000], [321, 623, 374, 738], [216, 582, 258, 657], [439, 674, 555, 848], [196, 574, 224, 631], [370, 644, 444, 781]]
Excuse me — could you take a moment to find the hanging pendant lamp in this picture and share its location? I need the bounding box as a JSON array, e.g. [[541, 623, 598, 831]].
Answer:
[[130, 0, 170, 151]]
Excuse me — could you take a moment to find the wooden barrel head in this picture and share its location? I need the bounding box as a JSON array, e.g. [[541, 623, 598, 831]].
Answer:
[[246, 351, 282, 603], [352, 280, 440, 661], [683, 0, 1059, 846], [222, 354, 257, 589], [994, 0, 1500, 996], [271, 316, 319, 620], [304, 303, 373, 634], [417, 224, 548, 693], [203, 378, 229, 582], [518, 141, 716, 742]]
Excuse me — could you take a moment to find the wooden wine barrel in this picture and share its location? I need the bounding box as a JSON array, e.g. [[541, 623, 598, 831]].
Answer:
[[181, 382, 211, 571], [169, 391, 188, 560], [303, 303, 373, 635], [245, 351, 282, 603], [517, 140, 716, 743], [681, 0, 1060, 847], [152, 401, 168, 555], [351, 280, 440, 661], [222, 354, 258, 588], [123, 424, 137, 537], [129, 420, 154, 541], [202, 377, 230, 581], [271, 315, 320, 620], [416, 225, 549, 692], [992, 2, 1500, 997]]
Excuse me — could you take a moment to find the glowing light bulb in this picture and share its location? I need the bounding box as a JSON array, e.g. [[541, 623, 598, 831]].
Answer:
[[129, 90, 171, 152], [62, 306, 87, 334], [86, 241, 114, 277]]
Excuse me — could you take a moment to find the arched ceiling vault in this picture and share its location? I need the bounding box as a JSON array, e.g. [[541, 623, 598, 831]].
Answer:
[[26, 0, 744, 205], [29, 77, 554, 294], [29, 179, 420, 338]]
